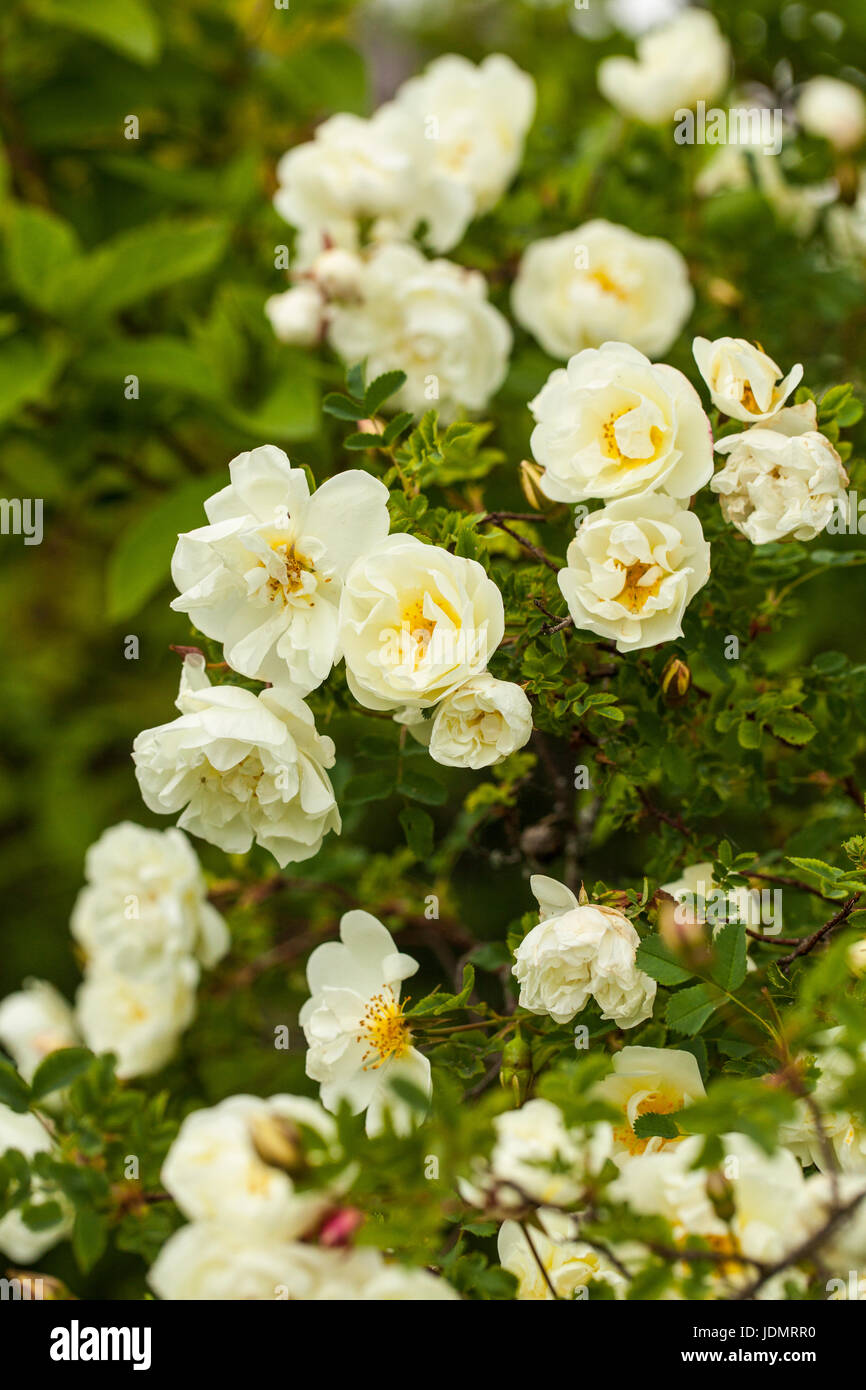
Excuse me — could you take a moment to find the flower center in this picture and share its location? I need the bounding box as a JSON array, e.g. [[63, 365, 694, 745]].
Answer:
[[589, 268, 628, 301], [264, 537, 315, 601], [615, 561, 663, 614], [600, 410, 663, 468], [615, 1090, 681, 1156], [357, 987, 411, 1070]]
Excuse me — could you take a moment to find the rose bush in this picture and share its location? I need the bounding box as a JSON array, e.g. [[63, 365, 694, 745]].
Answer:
[[1, 0, 866, 1307]]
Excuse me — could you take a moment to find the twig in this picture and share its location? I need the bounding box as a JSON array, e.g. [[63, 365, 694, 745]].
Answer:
[[777, 894, 862, 974], [479, 516, 560, 573]]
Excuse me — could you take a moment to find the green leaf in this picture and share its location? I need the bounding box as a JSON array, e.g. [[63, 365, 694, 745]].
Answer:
[[711, 923, 748, 992], [737, 719, 762, 750], [72, 1207, 109, 1273], [81, 336, 224, 403], [636, 935, 694, 986], [343, 771, 395, 805], [665, 984, 720, 1036], [345, 361, 366, 399], [106, 474, 223, 621], [0, 1060, 30, 1113], [0, 336, 68, 425], [3, 204, 80, 312], [399, 766, 447, 806], [343, 431, 379, 451], [769, 710, 816, 745], [322, 394, 368, 421], [399, 805, 434, 859], [365, 370, 407, 415], [381, 412, 415, 446], [632, 1112, 682, 1140], [20, 1199, 64, 1232], [30, 1048, 93, 1101], [226, 370, 319, 441], [28, 0, 161, 65], [63, 218, 230, 319]]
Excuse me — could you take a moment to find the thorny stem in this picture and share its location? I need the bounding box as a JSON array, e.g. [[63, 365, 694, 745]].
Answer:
[[777, 894, 863, 974]]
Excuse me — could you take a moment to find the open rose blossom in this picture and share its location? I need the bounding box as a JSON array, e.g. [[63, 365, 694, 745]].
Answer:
[[692, 336, 803, 423], [513, 222, 694, 361], [711, 403, 849, 544], [557, 493, 711, 652], [529, 342, 712, 504]]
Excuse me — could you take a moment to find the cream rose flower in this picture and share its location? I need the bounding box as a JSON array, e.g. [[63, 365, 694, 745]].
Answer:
[[75, 956, 199, 1078], [147, 1222, 325, 1301], [797, 76, 866, 152], [558, 494, 711, 653], [513, 222, 694, 361], [512, 875, 656, 1028], [692, 336, 803, 423], [390, 54, 536, 223], [161, 1094, 340, 1238], [779, 1032, 866, 1174], [498, 1210, 622, 1300], [338, 534, 505, 712], [425, 674, 533, 769], [0, 980, 78, 1083], [273, 107, 441, 267], [597, 9, 730, 124], [327, 242, 511, 422], [300, 910, 431, 1137], [609, 1135, 726, 1240], [264, 282, 325, 346], [171, 446, 390, 693], [529, 341, 713, 504], [711, 402, 848, 545], [150, 1227, 459, 1301], [0, 1104, 73, 1262], [70, 822, 228, 974], [595, 1045, 705, 1158], [464, 1099, 612, 1213], [132, 657, 340, 868]]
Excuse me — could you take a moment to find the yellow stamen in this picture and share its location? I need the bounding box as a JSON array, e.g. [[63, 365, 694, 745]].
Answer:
[[616, 561, 663, 614], [356, 987, 411, 1070]]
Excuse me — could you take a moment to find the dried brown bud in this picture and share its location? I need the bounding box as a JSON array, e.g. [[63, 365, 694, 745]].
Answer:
[[518, 458, 549, 511]]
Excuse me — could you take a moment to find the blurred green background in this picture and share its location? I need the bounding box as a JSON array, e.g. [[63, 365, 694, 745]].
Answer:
[[1, 0, 865, 1007]]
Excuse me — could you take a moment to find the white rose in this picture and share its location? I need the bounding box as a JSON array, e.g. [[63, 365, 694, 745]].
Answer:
[[132, 656, 341, 868], [311, 247, 365, 301], [597, 10, 730, 124], [426, 674, 533, 769], [0, 980, 78, 1082], [596, 1045, 705, 1157], [512, 874, 656, 1028], [327, 242, 512, 422], [161, 1094, 340, 1239], [849, 939, 866, 978], [498, 1210, 622, 1300], [558, 493, 711, 652], [148, 1222, 324, 1300], [390, 54, 536, 222], [529, 341, 713, 504], [779, 1034, 866, 1174], [295, 1245, 460, 1300], [75, 956, 199, 1078], [513, 222, 694, 361], [273, 108, 418, 266], [0, 1104, 73, 1262], [726, 1132, 815, 1267], [70, 822, 229, 974], [609, 1135, 726, 1239], [264, 282, 325, 346], [797, 76, 866, 152], [171, 446, 390, 692], [300, 910, 431, 1137], [480, 1099, 593, 1209], [338, 534, 505, 712], [692, 336, 803, 423], [711, 403, 848, 544]]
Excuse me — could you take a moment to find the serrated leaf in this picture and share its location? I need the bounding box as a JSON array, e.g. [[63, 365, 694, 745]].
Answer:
[[399, 766, 447, 806], [365, 370, 406, 415], [636, 936, 694, 986], [322, 393, 368, 421], [665, 984, 720, 1036], [710, 923, 747, 991], [632, 1112, 682, 1140], [769, 710, 816, 745], [345, 361, 366, 399]]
